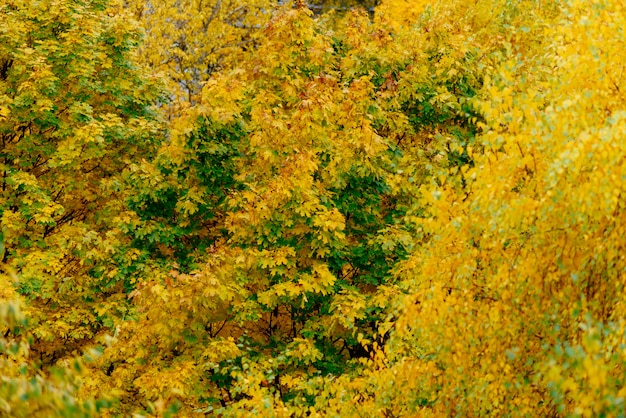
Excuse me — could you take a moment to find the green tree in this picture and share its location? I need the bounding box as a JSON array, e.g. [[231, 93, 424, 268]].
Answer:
[[86, 2, 483, 414]]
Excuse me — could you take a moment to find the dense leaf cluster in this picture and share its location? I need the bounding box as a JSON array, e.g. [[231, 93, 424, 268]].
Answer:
[[2, 0, 626, 416]]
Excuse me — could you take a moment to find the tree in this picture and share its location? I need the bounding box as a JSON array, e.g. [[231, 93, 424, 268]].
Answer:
[[0, 0, 163, 372], [0, 263, 108, 417], [333, 0, 626, 416], [124, 0, 274, 117], [6, 0, 626, 415], [85, 1, 485, 413]]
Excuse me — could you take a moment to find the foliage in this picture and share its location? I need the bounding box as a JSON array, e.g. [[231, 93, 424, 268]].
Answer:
[[353, 0, 626, 416], [3, 0, 626, 416], [0, 260, 109, 417], [124, 0, 273, 116], [0, 0, 162, 377]]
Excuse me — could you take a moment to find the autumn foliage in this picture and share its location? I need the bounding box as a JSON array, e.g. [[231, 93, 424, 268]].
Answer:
[[2, 0, 626, 416]]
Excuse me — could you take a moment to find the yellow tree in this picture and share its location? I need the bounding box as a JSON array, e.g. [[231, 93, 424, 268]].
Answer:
[[9, 0, 624, 415], [125, 0, 273, 116], [83, 1, 488, 414], [344, 0, 626, 416], [0, 261, 108, 417], [0, 0, 163, 371]]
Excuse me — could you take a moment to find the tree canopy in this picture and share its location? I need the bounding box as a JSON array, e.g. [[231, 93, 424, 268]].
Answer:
[[2, 0, 626, 416]]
